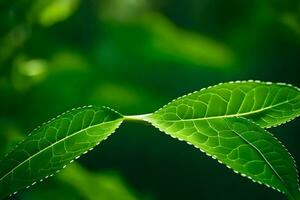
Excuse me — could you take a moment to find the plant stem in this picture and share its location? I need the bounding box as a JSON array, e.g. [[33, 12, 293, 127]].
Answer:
[[124, 114, 152, 125]]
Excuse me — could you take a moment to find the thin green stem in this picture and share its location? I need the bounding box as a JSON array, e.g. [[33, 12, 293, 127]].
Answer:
[[123, 114, 152, 125]]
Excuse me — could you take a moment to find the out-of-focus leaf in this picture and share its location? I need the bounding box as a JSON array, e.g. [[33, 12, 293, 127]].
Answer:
[[29, 0, 80, 26], [57, 164, 151, 200], [19, 163, 152, 200], [141, 13, 235, 68], [99, 0, 148, 21], [12, 57, 48, 91], [18, 179, 79, 200], [0, 24, 31, 63], [50, 51, 89, 71], [100, 12, 235, 69], [281, 13, 300, 36], [89, 82, 165, 113]]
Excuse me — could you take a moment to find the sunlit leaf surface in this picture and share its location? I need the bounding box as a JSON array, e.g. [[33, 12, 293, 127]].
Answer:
[[149, 81, 300, 128], [146, 81, 300, 199], [0, 106, 123, 198]]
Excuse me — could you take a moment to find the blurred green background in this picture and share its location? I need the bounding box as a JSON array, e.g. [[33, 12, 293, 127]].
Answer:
[[1, 0, 300, 199]]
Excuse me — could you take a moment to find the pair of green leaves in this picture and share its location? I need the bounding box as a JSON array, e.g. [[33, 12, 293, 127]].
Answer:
[[1, 81, 300, 199]]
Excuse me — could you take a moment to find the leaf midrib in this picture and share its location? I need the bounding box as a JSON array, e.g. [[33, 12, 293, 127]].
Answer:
[[152, 99, 292, 124], [0, 119, 122, 183], [153, 117, 289, 194], [149, 95, 298, 194], [230, 124, 287, 193]]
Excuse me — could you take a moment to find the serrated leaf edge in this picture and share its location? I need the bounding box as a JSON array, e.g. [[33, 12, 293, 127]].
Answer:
[[8, 120, 123, 197], [145, 115, 300, 195], [154, 80, 300, 129], [3, 80, 300, 198], [1, 105, 94, 160], [2, 106, 123, 198]]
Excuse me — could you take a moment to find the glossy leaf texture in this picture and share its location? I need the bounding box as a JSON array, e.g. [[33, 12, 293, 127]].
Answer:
[[0, 106, 123, 199], [146, 81, 300, 199], [151, 81, 300, 128], [147, 115, 300, 199]]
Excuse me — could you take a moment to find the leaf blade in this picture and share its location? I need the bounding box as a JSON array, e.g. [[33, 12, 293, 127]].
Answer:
[[0, 106, 123, 199], [154, 81, 300, 128], [147, 115, 300, 198], [147, 80, 300, 198]]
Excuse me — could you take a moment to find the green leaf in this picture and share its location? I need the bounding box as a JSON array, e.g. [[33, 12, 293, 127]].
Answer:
[[145, 81, 300, 199], [150, 81, 300, 128], [0, 106, 123, 199], [102, 12, 235, 69], [147, 115, 300, 199]]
